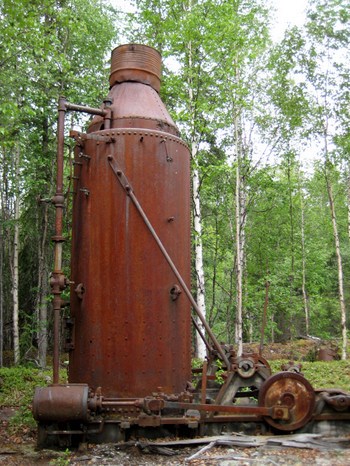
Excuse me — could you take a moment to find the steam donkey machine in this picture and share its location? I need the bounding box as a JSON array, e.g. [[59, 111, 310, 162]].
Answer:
[[33, 44, 350, 447]]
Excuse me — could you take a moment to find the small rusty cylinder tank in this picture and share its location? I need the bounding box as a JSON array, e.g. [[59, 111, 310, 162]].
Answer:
[[33, 385, 89, 422], [69, 44, 192, 398]]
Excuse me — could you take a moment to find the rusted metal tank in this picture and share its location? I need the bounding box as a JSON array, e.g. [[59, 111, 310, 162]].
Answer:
[[68, 44, 192, 397], [33, 45, 350, 447]]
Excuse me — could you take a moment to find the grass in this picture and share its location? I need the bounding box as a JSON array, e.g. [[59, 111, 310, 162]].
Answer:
[[270, 359, 350, 391], [0, 366, 67, 432]]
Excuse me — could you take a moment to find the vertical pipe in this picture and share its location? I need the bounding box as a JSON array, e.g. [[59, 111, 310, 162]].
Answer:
[[51, 98, 108, 384], [51, 97, 67, 384]]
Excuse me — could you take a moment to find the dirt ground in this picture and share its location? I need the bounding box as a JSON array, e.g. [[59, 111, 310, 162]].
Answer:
[[1, 434, 350, 465]]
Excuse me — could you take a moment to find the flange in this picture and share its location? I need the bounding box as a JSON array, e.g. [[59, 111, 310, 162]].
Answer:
[[258, 372, 316, 431]]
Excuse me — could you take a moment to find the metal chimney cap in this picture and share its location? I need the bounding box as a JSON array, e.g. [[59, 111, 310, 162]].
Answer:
[[109, 44, 161, 92]]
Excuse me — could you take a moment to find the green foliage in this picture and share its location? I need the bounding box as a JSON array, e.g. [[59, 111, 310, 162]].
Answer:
[[0, 366, 66, 431], [270, 360, 350, 392], [214, 358, 226, 385], [49, 449, 71, 466]]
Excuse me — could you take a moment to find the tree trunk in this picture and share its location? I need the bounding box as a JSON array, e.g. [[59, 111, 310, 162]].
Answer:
[[347, 165, 350, 241], [235, 140, 243, 357], [36, 203, 49, 368], [187, 33, 207, 360], [300, 192, 310, 335], [192, 157, 207, 359], [36, 115, 51, 368], [12, 146, 20, 365], [1, 149, 11, 360], [323, 106, 347, 358], [287, 156, 295, 339], [208, 214, 219, 327], [0, 206, 3, 367], [325, 171, 347, 359]]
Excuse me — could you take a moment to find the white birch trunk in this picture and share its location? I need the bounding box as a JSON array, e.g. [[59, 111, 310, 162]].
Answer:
[[323, 110, 347, 359], [192, 150, 207, 360], [300, 193, 310, 336], [326, 175, 347, 359], [235, 160, 243, 357], [12, 147, 20, 365], [232, 57, 244, 357], [187, 32, 207, 359]]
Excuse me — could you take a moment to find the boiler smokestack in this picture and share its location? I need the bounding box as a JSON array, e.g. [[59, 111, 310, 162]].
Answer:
[[109, 44, 161, 92]]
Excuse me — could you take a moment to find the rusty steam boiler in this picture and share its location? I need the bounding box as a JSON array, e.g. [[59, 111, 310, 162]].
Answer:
[[33, 44, 350, 447]]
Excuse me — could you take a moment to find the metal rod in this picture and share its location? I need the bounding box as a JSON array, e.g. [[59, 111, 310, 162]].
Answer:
[[163, 401, 278, 417], [65, 102, 107, 116], [108, 158, 231, 368]]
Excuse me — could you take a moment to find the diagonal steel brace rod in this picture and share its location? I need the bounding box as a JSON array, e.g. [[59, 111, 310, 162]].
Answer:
[[108, 155, 230, 368]]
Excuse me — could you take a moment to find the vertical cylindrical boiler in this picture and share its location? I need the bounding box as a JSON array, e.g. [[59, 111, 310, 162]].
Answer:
[[69, 44, 192, 397]]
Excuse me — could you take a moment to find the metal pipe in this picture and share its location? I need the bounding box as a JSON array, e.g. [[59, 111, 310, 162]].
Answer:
[[65, 102, 107, 116], [108, 158, 231, 368], [51, 98, 109, 384], [51, 96, 67, 384]]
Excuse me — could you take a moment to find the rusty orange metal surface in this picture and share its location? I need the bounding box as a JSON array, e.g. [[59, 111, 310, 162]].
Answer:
[[33, 385, 89, 422], [258, 372, 316, 431], [109, 44, 161, 92], [68, 44, 191, 397]]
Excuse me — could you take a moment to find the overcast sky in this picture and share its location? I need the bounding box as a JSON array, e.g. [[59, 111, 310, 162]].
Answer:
[[271, 0, 307, 41]]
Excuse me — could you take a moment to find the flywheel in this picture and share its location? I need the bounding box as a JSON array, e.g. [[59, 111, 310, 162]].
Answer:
[[258, 372, 316, 431]]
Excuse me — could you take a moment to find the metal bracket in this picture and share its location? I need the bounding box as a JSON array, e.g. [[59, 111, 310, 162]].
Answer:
[[107, 155, 133, 193]]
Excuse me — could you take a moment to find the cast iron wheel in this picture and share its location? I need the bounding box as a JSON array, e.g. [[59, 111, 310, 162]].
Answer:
[[258, 372, 316, 431]]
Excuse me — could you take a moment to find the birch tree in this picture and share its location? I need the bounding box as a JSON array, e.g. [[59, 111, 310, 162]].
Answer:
[[12, 147, 21, 364]]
